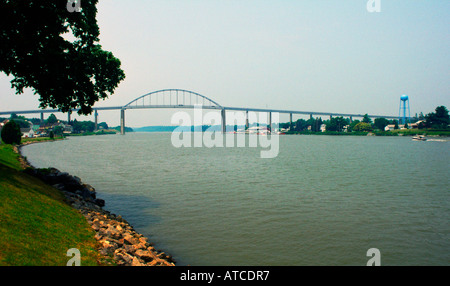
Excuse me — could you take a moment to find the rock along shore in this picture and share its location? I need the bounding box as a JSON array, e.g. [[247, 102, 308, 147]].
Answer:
[[16, 143, 175, 266]]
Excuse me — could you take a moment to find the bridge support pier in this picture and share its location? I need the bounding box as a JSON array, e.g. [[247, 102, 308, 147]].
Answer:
[[350, 116, 353, 123], [40, 112, 44, 125], [221, 109, 226, 133], [67, 112, 71, 124], [245, 110, 249, 130], [268, 112, 272, 133], [120, 109, 126, 135], [94, 110, 98, 131], [289, 113, 293, 130]]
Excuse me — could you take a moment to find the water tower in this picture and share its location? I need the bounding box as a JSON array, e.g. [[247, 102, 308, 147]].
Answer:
[[399, 94, 411, 126]]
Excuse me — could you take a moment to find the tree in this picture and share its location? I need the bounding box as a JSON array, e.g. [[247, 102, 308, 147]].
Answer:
[[53, 125, 64, 136], [294, 119, 308, 131], [425, 106, 450, 129], [374, 118, 389, 131], [306, 117, 323, 132], [0, 1, 125, 115], [98, 122, 109, 130], [348, 119, 360, 132], [325, 117, 349, 132], [418, 121, 426, 129], [1, 120, 22, 145], [394, 120, 399, 130], [353, 122, 373, 132], [9, 113, 30, 128], [362, 114, 372, 124], [71, 119, 95, 133], [46, 114, 58, 125]]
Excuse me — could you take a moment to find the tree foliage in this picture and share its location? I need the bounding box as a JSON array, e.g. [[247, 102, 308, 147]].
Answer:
[[362, 114, 372, 124], [0, 0, 125, 115], [46, 114, 58, 125], [374, 118, 389, 131], [353, 122, 373, 132], [348, 120, 360, 132], [325, 116, 349, 132], [98, 122, 109, 129], [1, 120, 22, 145], [294, 119, 308, 131], [307, 117, 323, 132], [71, 119, 95, 133], [425, 106, 449, 129], [8, 113, 30, 128]]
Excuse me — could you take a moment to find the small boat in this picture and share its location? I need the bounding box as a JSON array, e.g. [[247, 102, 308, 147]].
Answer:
[[412, 135, 427, 141]]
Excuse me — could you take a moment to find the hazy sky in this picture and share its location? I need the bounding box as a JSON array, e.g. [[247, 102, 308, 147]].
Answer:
[[1, 0, 449, 127]]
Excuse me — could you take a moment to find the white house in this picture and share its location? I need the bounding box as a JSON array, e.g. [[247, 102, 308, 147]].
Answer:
[[385, 125, 396, 131], [21, 128, 35, 138]]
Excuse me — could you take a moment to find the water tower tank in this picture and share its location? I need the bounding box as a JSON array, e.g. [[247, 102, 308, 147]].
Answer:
[[399, 94, 411, 125]]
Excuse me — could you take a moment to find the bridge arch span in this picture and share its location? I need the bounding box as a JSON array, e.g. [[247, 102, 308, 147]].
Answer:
[[123, 89, 223, 110]]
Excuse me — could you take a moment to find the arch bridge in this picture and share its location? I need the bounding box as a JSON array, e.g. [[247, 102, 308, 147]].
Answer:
[[0, 88, 399, 134]]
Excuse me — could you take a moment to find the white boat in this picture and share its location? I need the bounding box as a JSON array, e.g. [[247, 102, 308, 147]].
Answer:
[[247, 126, 270, 135], [412, 135, 427, 141]]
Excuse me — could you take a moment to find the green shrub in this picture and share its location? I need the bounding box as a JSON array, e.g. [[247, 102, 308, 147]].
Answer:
[[1, 120, 22, 145], [353, 122, 373, 132]]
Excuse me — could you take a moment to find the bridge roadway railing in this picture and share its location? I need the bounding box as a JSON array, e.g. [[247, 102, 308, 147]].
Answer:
[[0, 104, 398, 135], [0, 89, 399, 135]]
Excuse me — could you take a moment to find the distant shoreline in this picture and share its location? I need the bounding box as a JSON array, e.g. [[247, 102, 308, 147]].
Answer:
[[130, 128, 450, 137]]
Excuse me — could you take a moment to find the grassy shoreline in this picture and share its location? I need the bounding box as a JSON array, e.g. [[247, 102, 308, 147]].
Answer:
[[0, 142, 101, 266]]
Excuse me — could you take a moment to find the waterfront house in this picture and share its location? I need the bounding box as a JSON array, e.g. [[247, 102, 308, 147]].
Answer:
[[410, 120, 425, 129], [385, 124, 396, 131], [21, 128, 35, 138]]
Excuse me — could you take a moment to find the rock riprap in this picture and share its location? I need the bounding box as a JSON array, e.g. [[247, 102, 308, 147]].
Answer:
[[24, 167, 175, 266]]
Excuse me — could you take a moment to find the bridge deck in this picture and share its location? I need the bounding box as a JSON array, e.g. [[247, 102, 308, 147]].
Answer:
[[0, 105, 397, 119]]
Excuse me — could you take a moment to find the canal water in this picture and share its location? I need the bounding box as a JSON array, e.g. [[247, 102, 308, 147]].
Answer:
[[22, 133, 450, 265]]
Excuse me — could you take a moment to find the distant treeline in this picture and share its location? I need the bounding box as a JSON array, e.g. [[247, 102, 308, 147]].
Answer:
[[282, 105, 449, 133], [0, 113, 133, 134]]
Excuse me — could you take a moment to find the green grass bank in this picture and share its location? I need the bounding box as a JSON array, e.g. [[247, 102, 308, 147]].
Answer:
[[0, 144, 101, 266]]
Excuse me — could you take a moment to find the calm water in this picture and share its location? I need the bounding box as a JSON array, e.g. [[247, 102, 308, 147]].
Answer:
[[22, 133, 449, 265]]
